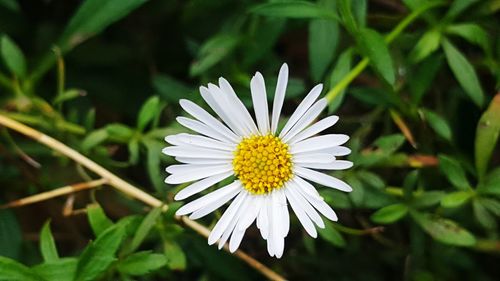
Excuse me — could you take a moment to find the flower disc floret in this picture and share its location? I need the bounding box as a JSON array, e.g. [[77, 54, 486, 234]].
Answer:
[[232, 134, 293, 194]]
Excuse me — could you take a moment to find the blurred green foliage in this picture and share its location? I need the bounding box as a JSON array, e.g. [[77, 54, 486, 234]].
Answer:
[[0, 0, 500, 280]]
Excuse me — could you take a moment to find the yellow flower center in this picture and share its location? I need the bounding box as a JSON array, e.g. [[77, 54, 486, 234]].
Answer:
[[232, 134, 293, 195]]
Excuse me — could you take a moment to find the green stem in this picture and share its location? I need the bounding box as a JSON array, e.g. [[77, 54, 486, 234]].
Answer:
[[333, 223, 383, 236], [0, 72, 12, 91], [325, 1, 445, 102]]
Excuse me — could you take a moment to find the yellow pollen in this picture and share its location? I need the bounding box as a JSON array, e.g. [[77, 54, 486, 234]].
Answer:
[[233, 134, 293, 194]]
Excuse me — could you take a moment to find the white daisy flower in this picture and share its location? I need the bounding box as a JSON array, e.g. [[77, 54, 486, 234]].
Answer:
[[163, 63, 353, 258]]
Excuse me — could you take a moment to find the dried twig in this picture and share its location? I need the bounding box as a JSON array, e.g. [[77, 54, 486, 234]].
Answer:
[[0, 114, 286, 281], [1, 178, 107, 209]]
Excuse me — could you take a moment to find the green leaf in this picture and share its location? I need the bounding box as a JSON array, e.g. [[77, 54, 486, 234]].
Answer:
[[411, 191, 446, 209], [40, 221, 59, 262], [478, 167, 500, 196], [442, 39, 484, 107], [328, 49, 352, 113], [87, 204, 114, 236], [152, 74, 194, 103], [375, 134, 406, 153], [163, 240, 187, 270], [128, 138, 140, 165], [251, 0, 338, 20], [472, 199, 496, 229], [338, 0, 358, 33], [117, 251, 166, 276], [318, 222, 346, 247], [423, 109, 452, 141], [411, 212, 476, 246], [446, 23, 490, 54], [143, 139, 165, 192], [105, 123, 134, 140], [32, 258, 77, 281], [53, 89, 84, 105], [409, 54, 443, 104], [81, 129, 108, 151], [356, 170, 385, 190], [190, 34, 240, 76], [438, 154, 470, 190], [0, 0, 20, 12], [479, 198, 500, 217], [440, 191, 473, 208], [59, 0, 148, 51], [0, 209, 22, 259], [475, 94, 500, 180], [137, 96, 160, 131], [75, 224, 126, 281], [371, 204, 408, 224], [0, 256, 44, 281], [356, 28, 395, 85], [445, 0, 479, 20], [125, 207, 162, 255], [409, 30, 441, 63], [309, 14, 339, 81], [0, 35, 27, 78]]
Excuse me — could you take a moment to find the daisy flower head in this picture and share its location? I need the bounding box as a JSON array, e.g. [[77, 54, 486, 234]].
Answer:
[[163, 63, 353, 258]]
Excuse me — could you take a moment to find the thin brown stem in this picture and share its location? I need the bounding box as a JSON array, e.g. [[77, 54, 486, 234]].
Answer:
[[0, 114, 286, 281], [1, 178, 107, 209]]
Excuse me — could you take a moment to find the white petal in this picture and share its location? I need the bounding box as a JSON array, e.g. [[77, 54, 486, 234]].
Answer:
[[237, 196, 262, 231], [217, 79, 259, 134], [218, 194, 250, 249], [257, 198, 270, 240], [296, 188, 338, 222], [190, 188, 242, 220], [290, 134, 349, 154], [288, 115, 339, 144], [175, 181, 240, 216], [177, 117, 237, 144], [165, 164, 232, 184], [311, 145, 352, 156], [292, 176, 322, 201], [208, 191, 247, 245], [278, 189, 290, 237], [166, 133, 235, 151], [295, 166, 353, 192], [279, 84, 322, 138], [284, 186, 317, 238], [271, 63, 288, 134], [180, 99, 239, 142], [166, 163, 219, 174], [175, 171, 233, 200], [293, 153, 335, 164], [175, 157, 230, 165], [271, 191, 285, 258], [229, 229, 246, 253], [299, 160, 353, 170], [287, 184, 324, 228], [162, 146, 233, 159], [203, 84, 249, 136], [281, 98, 327, 142], [250, 72, 270, 134]]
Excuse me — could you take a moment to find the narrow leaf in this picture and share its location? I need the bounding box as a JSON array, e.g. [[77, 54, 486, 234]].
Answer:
[[438, 154, 470, 190], [371, 204, 408, 224], [137, 96, 160, 131], [423, 109, 452, 141], [356, 28, 395, 85], [475, 94, 500, 180], [32, 258, 77, 281], [440, 191, 473, 208], [309, 17, 339, 81], [40, 221, 59, 262], [117, 251, 166, 276], [318, 222, 346, 247], [126, 207, 162, 255], [251, 1, 338, 20], [87, 204, 114, 236], [409, 30, 441, 63], [442, 39, 484, 107], [75, 224, 126, 281], [0, 35, 26, 78], [411, 212, 476, 246], [0, 256, 44, 281]]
